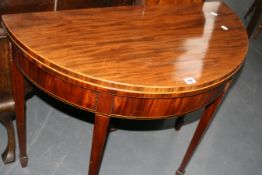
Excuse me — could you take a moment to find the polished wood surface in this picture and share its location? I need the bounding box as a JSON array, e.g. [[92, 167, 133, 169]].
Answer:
[[2, 1, 248, 175], [89, 114, 110, 175], [0, 0, 137, 166], [176, 79, 231, 175], [3, 1, 247, 98], [11, 58, 28, 167]]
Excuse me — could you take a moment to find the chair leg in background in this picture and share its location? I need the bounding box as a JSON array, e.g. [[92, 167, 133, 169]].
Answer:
[[0, 113, 16, 164]]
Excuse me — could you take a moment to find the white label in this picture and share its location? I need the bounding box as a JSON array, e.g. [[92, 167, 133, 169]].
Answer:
[[221, 25, 229, 31], [211, 12, 218, 16], [184, 78, 196, 84]]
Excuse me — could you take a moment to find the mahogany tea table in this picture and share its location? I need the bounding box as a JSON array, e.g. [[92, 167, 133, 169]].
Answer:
[[1, 1, 248, 175]]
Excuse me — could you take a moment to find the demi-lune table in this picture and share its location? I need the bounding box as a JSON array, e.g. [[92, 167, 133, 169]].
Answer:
[[2, 1, 248, 175]]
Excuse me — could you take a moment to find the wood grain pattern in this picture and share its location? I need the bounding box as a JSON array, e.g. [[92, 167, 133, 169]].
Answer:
[[2, 1, 248, 98], [12, 44, 226, 119], [0, 34, 12, 99], [12, 47, 98, 112], [2, 1, 248, 175], [111, 85, 224, 118]]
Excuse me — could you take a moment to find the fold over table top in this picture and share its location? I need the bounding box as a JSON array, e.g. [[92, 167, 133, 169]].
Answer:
[[2, 1, 248, 97]]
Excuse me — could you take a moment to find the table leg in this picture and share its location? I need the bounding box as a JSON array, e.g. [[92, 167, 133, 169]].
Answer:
[[247, 4, 262, 38], [88, 114, 110, 175], [176, 94, 224, 175], [11, 62, 28, 167], [175, 115, 185, 131], [0, 113, 15, 164], [244, 1, 256, 19]]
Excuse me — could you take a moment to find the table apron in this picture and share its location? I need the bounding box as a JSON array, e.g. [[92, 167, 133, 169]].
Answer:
[[12, 46, 226, 119]]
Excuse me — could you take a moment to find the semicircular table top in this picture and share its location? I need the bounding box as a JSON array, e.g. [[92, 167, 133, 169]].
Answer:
[[2, 0, 248, 97]]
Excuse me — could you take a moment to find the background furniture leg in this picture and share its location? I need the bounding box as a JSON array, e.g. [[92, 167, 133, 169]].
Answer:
[[88, 114, 110, 175], [11, 61, 28, 167], [0, 112, 15, 164], [175, 115, 185, 131], [247, 1, 262, 37], [176, 94, 224, 175], [244, 1, 256, 19], [0, 32, 16, 164]]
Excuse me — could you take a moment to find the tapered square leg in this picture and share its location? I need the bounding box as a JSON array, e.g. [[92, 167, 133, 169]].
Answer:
[[11, 61, 28, 167], [88, 114, 110, 175], [176, 94, 224, 175]]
